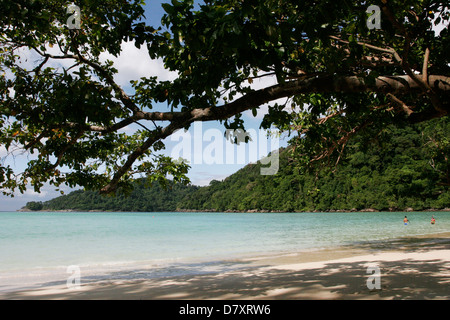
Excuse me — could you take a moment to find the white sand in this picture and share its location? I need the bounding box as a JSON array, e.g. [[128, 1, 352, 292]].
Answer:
[[1, 234, 449, 300]]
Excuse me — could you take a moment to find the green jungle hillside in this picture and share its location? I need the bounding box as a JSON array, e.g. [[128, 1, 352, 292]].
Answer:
[[26, 119, 449, 212], [26, 181, 199, 212]]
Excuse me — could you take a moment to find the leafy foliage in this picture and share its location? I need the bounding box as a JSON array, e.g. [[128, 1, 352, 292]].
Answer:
[[2, 0, 449, 196]]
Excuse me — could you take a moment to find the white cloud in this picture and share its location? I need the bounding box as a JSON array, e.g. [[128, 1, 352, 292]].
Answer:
[[432, 7, 449, 36], [0, 145, 7, 158], [19, 188, 49, 198], [100, 41, 177, 88], [10, 39, 177, 91]]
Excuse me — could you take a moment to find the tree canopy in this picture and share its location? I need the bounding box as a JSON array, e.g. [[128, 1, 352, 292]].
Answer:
[[1, 0, 449, 195]]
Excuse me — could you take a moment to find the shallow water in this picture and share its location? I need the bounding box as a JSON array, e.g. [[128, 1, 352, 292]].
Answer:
[[0, 211, 449, 291]]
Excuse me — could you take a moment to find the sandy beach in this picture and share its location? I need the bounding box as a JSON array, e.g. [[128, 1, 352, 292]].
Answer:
[[1, 233, 449, 300]]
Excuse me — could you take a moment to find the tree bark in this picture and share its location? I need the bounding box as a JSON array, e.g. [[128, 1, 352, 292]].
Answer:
[[143, 74, 449, 123]]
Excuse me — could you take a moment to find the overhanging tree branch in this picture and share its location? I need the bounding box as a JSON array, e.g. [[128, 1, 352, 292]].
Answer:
[[99, 73, 450, 193], [1, 0, 449, 196], [380, 1, 445, 115]]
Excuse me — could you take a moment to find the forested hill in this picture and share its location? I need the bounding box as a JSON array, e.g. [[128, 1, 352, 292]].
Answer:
[[26, 181, 199, 212], [178, 119, 449, 212], [25, 119, 449, 212]]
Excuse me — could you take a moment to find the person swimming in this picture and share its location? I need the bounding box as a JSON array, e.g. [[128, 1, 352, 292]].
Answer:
[[403, 216, 409, 225], [431, 216, 436, 225]]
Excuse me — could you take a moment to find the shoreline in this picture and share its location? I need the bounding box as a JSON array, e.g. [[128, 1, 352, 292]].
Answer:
[[177, 208, 450, 213], [16, 208, 450, 213], [1, 232, 449, 300]]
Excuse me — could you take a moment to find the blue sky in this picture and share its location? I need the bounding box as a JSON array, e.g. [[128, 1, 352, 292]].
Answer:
[[0, 1, 289, 211]]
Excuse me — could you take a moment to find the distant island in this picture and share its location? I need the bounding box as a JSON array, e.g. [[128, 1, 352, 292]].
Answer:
[[23, 120, 450, 213]]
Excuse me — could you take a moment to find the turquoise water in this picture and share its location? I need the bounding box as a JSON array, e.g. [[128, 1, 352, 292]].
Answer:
[[0, 211, 449, 291], [1, 211, 449, 270]]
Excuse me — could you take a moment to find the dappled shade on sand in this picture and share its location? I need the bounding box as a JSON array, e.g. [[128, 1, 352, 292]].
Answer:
[[2, 235, 449, 300]]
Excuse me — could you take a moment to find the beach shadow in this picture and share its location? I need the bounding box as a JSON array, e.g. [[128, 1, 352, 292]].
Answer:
[[2, 255, 449, 300], [345, 236, 450, 254], [2, 236, 449, 300]]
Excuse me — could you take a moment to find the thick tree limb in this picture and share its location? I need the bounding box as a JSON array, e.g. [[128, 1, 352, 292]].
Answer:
[[100, 120, 185, 194], [111, 74, 450, 125], [99, 73, 449, 193], [380, 2, 444, 115]]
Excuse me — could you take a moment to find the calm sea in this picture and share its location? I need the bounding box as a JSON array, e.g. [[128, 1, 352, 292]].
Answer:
[[1, 211, 449, 291]]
